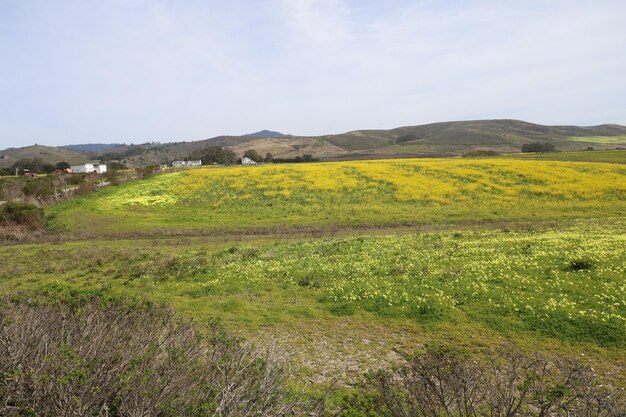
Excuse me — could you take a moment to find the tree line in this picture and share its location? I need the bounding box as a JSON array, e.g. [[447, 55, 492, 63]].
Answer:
[[0, 158, 71, 176], [186, 146, 318, 165]]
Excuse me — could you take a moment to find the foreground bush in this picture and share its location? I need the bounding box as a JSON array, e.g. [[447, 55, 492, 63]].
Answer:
[[0, 294, 322, 417], [342, 344, 625, 417], [0, 202, 43, 229]]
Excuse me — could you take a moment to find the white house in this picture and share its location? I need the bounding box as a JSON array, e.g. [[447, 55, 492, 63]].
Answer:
[[172, 160, 202, 167], [241, 157, 257, 165], [71, 163, 107, 174]]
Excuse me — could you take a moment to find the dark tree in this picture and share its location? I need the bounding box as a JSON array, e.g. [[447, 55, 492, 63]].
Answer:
[[521, 142, 556, 153], [11, 158, 55, 174], [265, 152, 274, 163], [107, 161, 127, 170], [55, 161, 71, 170], [190, 146, 238, 165], [243, 149, 263, 162]]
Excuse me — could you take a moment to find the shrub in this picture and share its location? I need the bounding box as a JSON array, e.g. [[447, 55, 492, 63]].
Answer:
[[0, 202, 43, 228], [75, 182, 98, 196], [565, 259, 594, 271], [343, 343, 625, 417], [298, 275, 320, 288], [136, 165, 159, 178], [0, 294, 323, 417], [22, 179, 54, 200], [521, 142, 556, 153]]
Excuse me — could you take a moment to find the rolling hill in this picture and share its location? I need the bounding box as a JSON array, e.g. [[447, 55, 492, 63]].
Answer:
[[95, 119, 626, 166], [0, 145, 89, 169], [3, 119, 626, 167], [62, 143, 123, 153]]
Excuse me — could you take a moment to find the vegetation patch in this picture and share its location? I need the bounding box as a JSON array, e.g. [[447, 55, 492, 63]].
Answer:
[[341, 343, 626, 416], [46, 159, 626, 235], [0, 202, 43, 229], [1, 221, 624, 351], [0, 292, 322, 416]]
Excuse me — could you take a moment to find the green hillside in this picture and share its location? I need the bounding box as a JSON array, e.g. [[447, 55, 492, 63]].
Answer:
[[4, 120, 626, 167], [100, 119, 626, 165]]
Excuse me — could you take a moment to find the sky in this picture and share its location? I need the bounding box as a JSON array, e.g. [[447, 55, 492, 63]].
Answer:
[[1, 0, 625, 148]]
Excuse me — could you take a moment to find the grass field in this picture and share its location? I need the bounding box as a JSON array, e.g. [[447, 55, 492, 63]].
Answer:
[[1, 219, 625, 382], [46, 158, 626, 235], [501, 149, 626, 163], [564, 135, 626, 144], [3, 157, 626, 387]]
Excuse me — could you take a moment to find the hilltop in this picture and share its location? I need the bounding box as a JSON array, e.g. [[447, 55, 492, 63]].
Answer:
[[243, 130, 289, 138], [61, 143, 123, 153], [3, 119, 626, 167]]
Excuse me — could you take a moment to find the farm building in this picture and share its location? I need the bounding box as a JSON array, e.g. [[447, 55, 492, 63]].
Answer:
[[241, 157, 257, 165], [172, 160, 202, 167], [70, 164, 107, 174]]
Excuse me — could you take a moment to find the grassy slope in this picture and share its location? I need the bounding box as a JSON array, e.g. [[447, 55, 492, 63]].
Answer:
[[0, 145, 88, 168], [47, 159, 626, 235], [52, 119, 626, 165], [1, 220, 624, 382], [499, 149, 626, 163]]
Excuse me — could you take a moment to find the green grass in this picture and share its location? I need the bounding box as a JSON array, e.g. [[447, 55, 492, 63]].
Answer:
[[564, 135, 626, 144], [4, 157, 626, 384], [501, 149, 626, 163], [1, 220, 624, 380], [45, 158, 626, 236]]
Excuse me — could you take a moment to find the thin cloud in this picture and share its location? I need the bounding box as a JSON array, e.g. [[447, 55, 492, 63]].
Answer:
[[0, 0, 624, 147]]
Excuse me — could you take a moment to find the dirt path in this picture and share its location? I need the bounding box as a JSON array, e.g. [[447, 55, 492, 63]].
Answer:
[[1, 216, 604, 246]]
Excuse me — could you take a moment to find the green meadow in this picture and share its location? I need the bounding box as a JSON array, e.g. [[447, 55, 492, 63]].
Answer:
[[501, 149, 626, 163], [564, 135, 626, 144], [2, 157, 626, 385]]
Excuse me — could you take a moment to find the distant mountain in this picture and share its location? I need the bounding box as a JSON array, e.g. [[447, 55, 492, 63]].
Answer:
[[3, 120, 626, 167], [243, 130, 289, 138], [0, 145, 89, 169], [62, 143, 123, 153]]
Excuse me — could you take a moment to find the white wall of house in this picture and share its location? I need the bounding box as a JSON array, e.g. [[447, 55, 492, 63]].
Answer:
[[71, 163, 107, 174], [241, 157, 257, 165], [172, 160, 201, 167], [71, 164, 95, 173]]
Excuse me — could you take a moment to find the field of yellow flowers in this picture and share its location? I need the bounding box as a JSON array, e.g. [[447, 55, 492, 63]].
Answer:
[[48, 158, 626, 234]]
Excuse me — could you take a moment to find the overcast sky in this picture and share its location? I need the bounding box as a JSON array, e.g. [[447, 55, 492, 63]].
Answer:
[[1, 0, 625, 147]]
